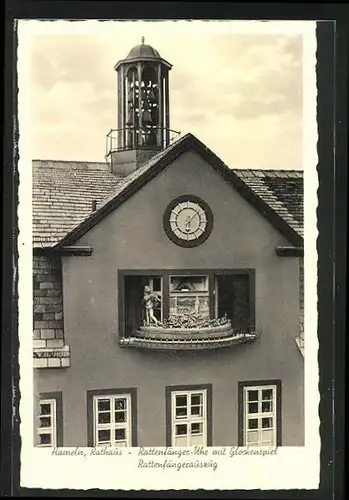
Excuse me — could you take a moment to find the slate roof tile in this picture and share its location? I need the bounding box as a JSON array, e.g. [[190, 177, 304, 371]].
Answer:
[[32, 160, 125, 247], [232, 169, 304, 238]]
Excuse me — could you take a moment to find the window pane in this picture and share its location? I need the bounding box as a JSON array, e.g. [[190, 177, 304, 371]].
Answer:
[[115, 428, 126, 441], [114, 398, 126, 410], [175, 424, 187, 436], [98, 429, 110, 442], [248, 402, 258, 414], [191, 394, 202, 406], [175, 407, 187, 418], [248, 418, 258, 429], [176, 395, 187, 407], [98, 412, 111, 424], [174, 435, 187, 447], [39, 433, 51, 445], [262, 417, 273, 429], [230, 274, 250, 329], [39, 416, 51, 428], [152, 278, 161, 292], [152, 278, 162, 292], [248, 390, 258, 402], [191, 434, 204, 446], [246, 431, 259, 443], [170, 276, 208, 292], [191, 423, 203, 435], [115, 411, 126, 423], [98, 399, 110, 411], [261, 429, 273, 442], [262, 389, 273, 400], [262, 401, 272, 412], [40, 403, 51, 415], [191, 405, 203, 417]]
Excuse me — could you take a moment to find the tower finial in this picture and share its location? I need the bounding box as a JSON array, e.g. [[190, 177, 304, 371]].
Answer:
[[141, 36, 145, 45]]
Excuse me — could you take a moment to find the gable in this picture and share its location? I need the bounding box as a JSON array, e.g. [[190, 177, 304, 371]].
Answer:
[[54, 134, 303, 249], [72, 149, 293, 263]]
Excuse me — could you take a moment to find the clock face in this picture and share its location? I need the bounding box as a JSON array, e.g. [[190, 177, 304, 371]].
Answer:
[[163, 195, 213, 247]]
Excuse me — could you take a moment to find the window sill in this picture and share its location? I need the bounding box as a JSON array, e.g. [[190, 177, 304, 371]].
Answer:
[[33, 340, 71, 368], [119, 325, 260, 351]]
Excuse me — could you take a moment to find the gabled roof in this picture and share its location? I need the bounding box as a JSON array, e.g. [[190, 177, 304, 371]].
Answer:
[[233, 169, 303, 238], [32, 133, 304, 250]]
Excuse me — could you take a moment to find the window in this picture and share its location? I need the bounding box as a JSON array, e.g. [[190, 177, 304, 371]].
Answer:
[[166, 384, 212, 446], [120, 270, 254, 337], [37, 392, 63, 447], [169, 275, 209, 320], [38, 399, 56, 447], [239, 381, 281, 447], [87, 389, 137, 447], [215, 274, 251, 330], [123, 275, 163, 334]]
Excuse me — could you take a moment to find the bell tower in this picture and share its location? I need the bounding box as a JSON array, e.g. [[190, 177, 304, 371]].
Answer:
[[107, 38, 178, 176]]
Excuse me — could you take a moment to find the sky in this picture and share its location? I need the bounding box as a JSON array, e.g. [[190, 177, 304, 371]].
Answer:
[[27, 22, 304, 170]]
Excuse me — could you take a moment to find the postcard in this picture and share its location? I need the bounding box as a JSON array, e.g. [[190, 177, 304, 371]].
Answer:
[[17, 19, 319, 491]]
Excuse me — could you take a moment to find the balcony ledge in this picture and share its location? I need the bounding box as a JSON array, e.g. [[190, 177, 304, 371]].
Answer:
[[119, 325, 259, 351]]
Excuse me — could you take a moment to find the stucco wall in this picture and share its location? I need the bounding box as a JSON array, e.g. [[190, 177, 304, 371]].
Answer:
[[35, 150, 304, 446]]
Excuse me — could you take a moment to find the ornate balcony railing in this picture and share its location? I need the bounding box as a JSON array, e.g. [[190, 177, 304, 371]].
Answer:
[[119, 324, 260, 351], [106, 127, 181, 156]]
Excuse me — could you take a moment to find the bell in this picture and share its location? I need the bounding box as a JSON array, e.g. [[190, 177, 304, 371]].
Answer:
[[126, 110, 134, 125], [148, 90, 156, 101], [142, 110, 152, 124]]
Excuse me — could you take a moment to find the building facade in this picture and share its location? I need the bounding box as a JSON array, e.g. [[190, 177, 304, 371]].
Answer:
[[33, 40, 304, 449]]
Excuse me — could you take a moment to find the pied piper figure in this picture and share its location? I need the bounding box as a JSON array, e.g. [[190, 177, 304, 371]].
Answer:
[[143, 285, 161, 326]]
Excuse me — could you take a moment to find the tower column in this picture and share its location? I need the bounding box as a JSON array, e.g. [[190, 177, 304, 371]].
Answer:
[[157, 64, 164, 148], [109, 38, 177, 176], [165, 70, 170, 145], [137, 63, 143, 148]]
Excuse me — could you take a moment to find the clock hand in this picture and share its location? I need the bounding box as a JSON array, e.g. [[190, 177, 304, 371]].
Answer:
[[185, 209, 201, 232], [188, 208, 201, 223], [185, 215, 191, 232]]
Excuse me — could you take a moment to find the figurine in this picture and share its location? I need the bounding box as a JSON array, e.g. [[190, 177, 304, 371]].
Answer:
[[143, 286, 161, 326]]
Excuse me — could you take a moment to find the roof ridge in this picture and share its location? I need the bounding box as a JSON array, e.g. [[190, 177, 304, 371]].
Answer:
[[233, 168, 303, 173], [32, 159, 110, 165]]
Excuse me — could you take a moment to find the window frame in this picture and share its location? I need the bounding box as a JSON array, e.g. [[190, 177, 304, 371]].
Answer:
[[37, 391, 63, 448], [87, 388, 137, 447], [118, 269, 255, 339], [169, 274, 210, 319], [166, 384, 212, 447], [238, 380, 282, 447]]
